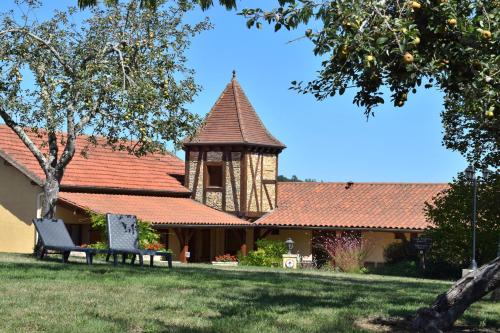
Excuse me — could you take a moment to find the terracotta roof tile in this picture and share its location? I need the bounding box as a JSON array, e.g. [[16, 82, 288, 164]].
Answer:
[[256, 182, 448, 230], [184, 75, 285, 148], [0, 125, 188, 194], [59, 192, 249, 226]]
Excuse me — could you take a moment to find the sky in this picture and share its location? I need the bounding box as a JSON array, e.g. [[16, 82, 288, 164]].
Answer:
[[2, 1, 467, 183]]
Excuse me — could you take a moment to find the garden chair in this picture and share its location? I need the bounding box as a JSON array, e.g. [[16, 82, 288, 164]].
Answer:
[[33, 218, 103, 265], [106, 214, 172, 268]]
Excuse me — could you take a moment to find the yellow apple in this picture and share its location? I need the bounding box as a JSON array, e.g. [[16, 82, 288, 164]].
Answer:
[[411, 1, 421, 9], [403, 52, 414, 64], [482, 30, 492, 39]]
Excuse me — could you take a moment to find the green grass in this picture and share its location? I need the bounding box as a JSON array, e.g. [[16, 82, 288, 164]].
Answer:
[[0, 254, 498, 333]]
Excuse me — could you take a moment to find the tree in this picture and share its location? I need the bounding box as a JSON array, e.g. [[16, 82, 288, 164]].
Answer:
[[76, 0, 238, 10], [425, 172, 500, 270], [277, 174, 303, 182], [240, 1, 498, 169], [236, 1, 498, 330], [0, 0, 209, 218]]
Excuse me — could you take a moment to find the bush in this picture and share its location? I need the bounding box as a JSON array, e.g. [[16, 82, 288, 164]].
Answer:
[[383, 241, 417, 264], [314, 235, 372, 273], [89, 212, 161, 249], [239, 239, 287, 267]]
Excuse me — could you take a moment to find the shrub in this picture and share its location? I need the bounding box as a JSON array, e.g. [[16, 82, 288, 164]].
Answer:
[[89, 212, 161, 249], [314, 235, 372, 273], [383, 241, 417, 264], [239, 239, 287, 267]]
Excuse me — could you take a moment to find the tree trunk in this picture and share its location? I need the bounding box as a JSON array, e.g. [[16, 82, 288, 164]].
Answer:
[[42, 176, 60, 219], [412, 256, 500, 332]]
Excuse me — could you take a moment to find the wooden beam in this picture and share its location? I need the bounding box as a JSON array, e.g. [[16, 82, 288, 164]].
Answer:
[[263, 183, 273, 210], [240, 150, 247, 216], [247, 153, 260, 212], [259, 228, 273, 240], [275, 155, 279, 209], [260, 153, 264, 212]]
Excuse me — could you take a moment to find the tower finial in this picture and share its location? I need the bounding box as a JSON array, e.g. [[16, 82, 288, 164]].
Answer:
[[232, 70, 236, 79]]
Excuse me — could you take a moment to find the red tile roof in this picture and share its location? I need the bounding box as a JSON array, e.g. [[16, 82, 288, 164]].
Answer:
[[256, 182, 447, 230], [0, 125, 188, 194], [59, 192, 250, 226], [184, 74, 285, 149]]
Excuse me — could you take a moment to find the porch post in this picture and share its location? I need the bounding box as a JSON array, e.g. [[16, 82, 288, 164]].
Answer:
[[173, 228, 193, 264], [240, 243, 247, 256], [179, 244, 189, 263]]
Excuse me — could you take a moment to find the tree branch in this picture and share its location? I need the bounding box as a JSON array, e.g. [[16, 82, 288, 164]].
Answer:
[[56, 91, 79, 171], [0, 106, 49, 175], [0, 28, 74, 75]]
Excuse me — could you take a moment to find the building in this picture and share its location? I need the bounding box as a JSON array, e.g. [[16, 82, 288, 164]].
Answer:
[[0, 73, 447, 264]]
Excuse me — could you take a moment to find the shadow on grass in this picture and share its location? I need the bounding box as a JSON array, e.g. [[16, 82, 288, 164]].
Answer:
[[1, 255, 498, 332]]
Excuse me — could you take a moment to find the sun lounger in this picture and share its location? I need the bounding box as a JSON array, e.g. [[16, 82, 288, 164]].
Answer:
[[33, 218, 104, 265], [106, 214, 172, 268]]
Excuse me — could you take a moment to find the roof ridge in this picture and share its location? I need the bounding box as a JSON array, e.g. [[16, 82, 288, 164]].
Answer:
[[232, 79, 285, 147], [0, 124, 182, 162], [278, 181, 448, 185], [231, 77, 246, 143]]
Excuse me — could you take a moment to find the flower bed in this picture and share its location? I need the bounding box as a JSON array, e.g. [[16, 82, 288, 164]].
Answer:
[[212, 254, 238, 266]]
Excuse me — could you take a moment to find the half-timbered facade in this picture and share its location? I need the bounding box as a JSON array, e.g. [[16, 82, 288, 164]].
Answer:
[[183, 72, 285, 220]]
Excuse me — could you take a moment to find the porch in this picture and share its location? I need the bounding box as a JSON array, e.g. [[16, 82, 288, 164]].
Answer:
[[157, 227, 254, 263]]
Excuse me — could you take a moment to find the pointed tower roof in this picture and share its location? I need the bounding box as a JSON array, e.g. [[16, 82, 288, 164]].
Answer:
[[184, 72, 285, 149]]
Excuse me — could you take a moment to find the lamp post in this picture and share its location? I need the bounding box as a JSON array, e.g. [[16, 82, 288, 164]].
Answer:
[[465, 166, 491, 271], [285, 238, 294, 254]]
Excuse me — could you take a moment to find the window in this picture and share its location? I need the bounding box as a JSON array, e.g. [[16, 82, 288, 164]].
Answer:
[[206, 164, 223, 188]]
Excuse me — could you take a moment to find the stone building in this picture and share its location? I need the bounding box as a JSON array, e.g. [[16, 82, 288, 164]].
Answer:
[[0, 73, 447, 265], [183, 71, 285, 219]]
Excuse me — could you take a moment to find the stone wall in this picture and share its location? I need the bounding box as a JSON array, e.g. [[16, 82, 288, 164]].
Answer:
[[188, 151, 204, 202], [225, 152, 241, 212], [246, 152, 277, 213], [206, 191, 222, 210], [262, 154, 277, 180], [187, 149, 277, 214], [246, 152, 261, 212]]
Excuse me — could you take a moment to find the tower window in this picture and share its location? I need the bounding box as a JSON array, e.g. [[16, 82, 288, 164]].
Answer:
[[206, 163, 223, 188]]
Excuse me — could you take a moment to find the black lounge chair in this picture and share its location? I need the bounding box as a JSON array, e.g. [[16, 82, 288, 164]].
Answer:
[[33, 218, 104, 265], [106, 214, 172, 268]]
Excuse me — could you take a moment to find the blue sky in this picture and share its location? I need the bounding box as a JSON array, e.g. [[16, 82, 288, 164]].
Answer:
[[3, 1, 466, 183], [183, 3, 466, 183]]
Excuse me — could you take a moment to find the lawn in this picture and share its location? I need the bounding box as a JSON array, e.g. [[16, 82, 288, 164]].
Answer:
[[0, 254, 498, 333]]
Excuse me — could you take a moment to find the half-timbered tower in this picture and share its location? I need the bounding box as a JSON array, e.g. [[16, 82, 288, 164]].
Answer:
[[183, 72, 285, 220]]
